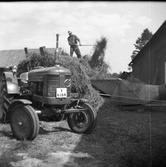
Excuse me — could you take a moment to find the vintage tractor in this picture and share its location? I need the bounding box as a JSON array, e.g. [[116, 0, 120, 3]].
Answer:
[[0, 64, 97, 140]]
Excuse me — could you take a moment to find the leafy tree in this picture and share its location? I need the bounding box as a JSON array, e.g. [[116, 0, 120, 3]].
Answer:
[[131, 28, 153, 60]]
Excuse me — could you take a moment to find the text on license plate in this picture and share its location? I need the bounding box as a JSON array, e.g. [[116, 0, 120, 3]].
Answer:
[[56, 88, 67, 98]]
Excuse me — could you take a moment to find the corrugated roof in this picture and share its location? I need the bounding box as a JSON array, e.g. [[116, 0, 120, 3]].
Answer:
[[0, 48, 56, 67]]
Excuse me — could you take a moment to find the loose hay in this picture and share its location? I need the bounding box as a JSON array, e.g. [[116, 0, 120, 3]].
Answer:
[[89, 36, 107, 69], [59, 56, 104, 109]]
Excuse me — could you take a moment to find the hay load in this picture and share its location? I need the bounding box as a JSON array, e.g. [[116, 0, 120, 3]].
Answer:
[[89, 36, 107, 69], [17, 55, 103, 111], [59, 56, 104, 110], [88, 37, 111, 79], [17, 37, 108, 110]]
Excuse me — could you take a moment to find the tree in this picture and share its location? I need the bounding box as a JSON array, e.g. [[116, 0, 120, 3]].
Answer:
[[131, 28, 153, 60]]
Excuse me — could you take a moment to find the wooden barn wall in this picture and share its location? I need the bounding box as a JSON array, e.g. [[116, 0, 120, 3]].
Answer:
[[132, 24, 166, 85]]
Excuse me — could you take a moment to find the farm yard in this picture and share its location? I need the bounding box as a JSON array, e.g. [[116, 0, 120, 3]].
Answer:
[[0, 37, 166, 167], [0, 99, 166, 167]]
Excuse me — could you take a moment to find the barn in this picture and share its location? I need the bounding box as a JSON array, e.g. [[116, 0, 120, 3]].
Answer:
[[129, 20, 166, 85], [0, 47, 56, 76]]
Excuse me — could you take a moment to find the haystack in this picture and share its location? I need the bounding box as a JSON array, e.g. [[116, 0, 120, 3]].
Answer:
[[59, 56, 104, 110], [17, 37, 110, 110], [17, 53, 103, 111]]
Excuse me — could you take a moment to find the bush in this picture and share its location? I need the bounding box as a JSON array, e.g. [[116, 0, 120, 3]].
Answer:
[[17, 52, 54, 76]]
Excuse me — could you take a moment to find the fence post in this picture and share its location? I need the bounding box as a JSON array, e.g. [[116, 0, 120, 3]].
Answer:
[[24, 47, 29, 57], [39, 46, 46, 57]]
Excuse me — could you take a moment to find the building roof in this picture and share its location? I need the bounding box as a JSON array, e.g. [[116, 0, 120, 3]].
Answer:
[[129, 20, 166, 66], [0, 48, 56, 67]]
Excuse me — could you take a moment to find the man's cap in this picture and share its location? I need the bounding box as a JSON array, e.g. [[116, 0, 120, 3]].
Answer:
[[68, 31, 72, 34]]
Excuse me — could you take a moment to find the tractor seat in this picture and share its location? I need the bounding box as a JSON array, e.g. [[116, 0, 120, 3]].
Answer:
[[20, 72, 29, 87]]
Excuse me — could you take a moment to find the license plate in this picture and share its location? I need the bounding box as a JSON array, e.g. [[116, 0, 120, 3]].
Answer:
[[56, 88, 67, 98]]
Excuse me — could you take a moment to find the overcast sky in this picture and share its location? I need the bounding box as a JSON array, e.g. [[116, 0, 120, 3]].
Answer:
[[0, 1, 166, 73]]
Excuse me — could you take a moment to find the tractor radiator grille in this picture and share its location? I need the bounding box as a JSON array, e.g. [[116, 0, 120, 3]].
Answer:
[[45, 75, 71, 97]]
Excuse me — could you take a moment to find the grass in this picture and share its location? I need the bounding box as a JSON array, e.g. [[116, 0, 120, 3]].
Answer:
[[72, 99, 166, 167]]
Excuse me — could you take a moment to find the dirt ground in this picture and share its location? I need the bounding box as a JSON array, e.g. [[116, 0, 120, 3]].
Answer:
[[0, 120, 102, 167], [1, 101, 166, 167]]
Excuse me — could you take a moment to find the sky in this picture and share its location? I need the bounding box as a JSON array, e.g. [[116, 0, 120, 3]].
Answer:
[[0, 1, 166, 73]]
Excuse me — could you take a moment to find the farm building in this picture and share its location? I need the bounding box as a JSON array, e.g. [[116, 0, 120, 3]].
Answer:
[[0, 47, 57, 75], [129, 20, 166, 85], [0, 47, 57, 67]]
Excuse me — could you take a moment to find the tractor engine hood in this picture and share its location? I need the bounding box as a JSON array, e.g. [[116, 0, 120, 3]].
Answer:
[[28, 65, 71, 82]]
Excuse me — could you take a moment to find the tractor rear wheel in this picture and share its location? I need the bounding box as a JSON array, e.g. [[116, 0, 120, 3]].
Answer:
[[67, 103, 97, 134], [10, 104, 39, 140]]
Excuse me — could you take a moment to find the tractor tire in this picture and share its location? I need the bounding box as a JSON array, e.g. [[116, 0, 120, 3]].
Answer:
[[10, 104, 39, 140], [67, 103, 97, 134]]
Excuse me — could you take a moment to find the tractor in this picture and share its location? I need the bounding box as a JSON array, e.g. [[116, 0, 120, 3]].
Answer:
[[0, 64, 97, 140]]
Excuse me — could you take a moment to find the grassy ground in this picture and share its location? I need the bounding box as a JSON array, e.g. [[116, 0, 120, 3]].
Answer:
[[0, 99, 166, 167]]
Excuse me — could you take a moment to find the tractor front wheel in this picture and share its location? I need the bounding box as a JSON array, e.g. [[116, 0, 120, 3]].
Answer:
[[10, 104, 39, 140], [67, 103, 97, 134]]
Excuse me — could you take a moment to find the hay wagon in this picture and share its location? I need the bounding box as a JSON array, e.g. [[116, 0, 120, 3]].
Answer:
[[91, 78, 166, 109]]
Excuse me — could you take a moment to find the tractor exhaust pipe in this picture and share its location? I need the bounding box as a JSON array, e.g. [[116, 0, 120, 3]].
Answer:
[[56, 34, 59, 48], [54, 34, 60, 64]]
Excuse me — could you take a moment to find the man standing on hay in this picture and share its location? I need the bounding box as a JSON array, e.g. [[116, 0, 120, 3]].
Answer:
[[67, 31, 82, 58]]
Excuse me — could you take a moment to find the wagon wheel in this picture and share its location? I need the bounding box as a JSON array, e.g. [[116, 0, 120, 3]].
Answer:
[[68, 102, 97, 134], [10, 104, 39, 140]]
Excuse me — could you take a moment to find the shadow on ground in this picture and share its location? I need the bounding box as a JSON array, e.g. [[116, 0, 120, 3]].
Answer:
[[63, 99, 166, 167]]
